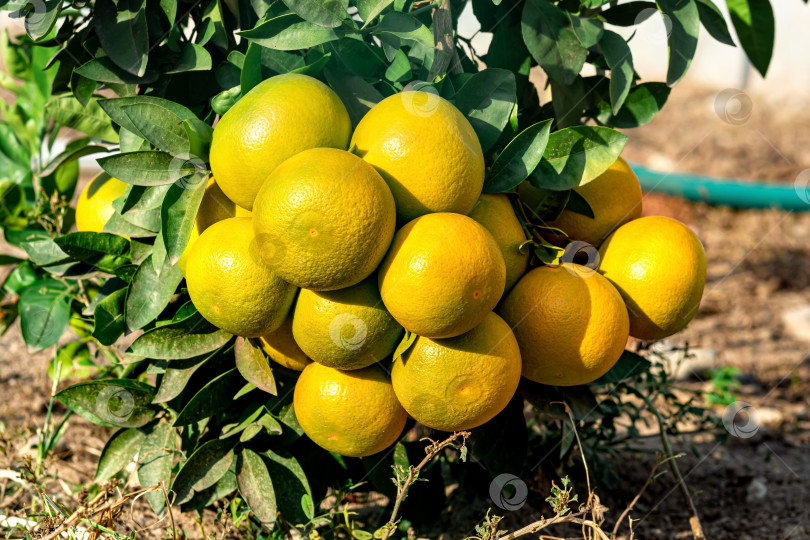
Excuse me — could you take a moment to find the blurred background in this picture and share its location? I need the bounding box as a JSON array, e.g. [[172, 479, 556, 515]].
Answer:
[[1, 2, 809, 538]]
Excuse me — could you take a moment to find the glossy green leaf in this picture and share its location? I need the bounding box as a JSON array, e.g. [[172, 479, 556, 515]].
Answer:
[[529, 126, 628, 191], [125, 255, 184, 330], [241, 41, 263, 95], [129, 318, 231, 359], [174, 368, 243, 426], [521, 0, 586, 85], [20, 238, 70, 267], [152, 348, 223, 403], [44, 96, 119, 142], [40, 142, 108, 177], [567, 13, 603, 48], [94, 0, 149, 76], [452, 69, 516, 152], [172, 438, 236, 504], [236, 447, 277, 527], [484, 119, 552, 193], [357, 0, 394, 28], [259, 447, 312, 525], [98, 96, 196, 137], [239, 13, 343, 50], [550, 77, 586, 129], [323, 67, 384, 126], [54, 232, 130, 273], [695, 0, 735, 46], [597, 82, 671, 128], [168, 43, 213, 73], [161, 176, 207, 265], [591, 350, 652, 384], [92, 287, 127, 346], [373, 11, 433, 49], [565, 189, 595, 218], [19, 279, 70, 349], [96, 428, 145, 481], [281, 0, 348, 28], [98, 152, 203, 186], [75, 57, 157, 85], [55, 379, 157, 428], [121, 103, 192, 156], [235, 337, 277, 395], [137, 420, 175, 514], [17, 0, 61, 41], [656, 0, 699, 86], [725, 0, 774, 77], [600, 1, 658, 26], [599, 30, 634, 113]]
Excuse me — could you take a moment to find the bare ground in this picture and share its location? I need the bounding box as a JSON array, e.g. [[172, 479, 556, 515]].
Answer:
[[1, 84, 809, 539]]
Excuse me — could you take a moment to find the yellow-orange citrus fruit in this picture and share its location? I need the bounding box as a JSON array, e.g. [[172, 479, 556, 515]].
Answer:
[[499, 264, 629, 386], [75, 173, 128, 233], [178, 178, 251, 275], [185, 217, 296, 337], [351, 91, 485, 222], [468, 194, 529, 293], [518, 157, 642, 246], [391, 312, 521, 431], [294, 362, 407, 457], [260, 317, 311, 372], [209, 74, 351, 210], [598, 216, 707, 341], [378, 213, 506, 338], [253, 148, 396, 291], [292, 277, 402, 370]]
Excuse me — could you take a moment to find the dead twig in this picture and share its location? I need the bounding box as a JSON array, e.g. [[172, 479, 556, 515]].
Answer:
[[381, 431, 470, 540]]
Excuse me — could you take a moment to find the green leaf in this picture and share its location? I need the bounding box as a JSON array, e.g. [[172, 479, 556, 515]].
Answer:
[[93, 287, 127, 346], [656, 0, 699, 86], [521, 0, 587, 85], [384, 49, 411, 83], [16, 0, 61, 41], [75, 57, 157, 85], [452, 69, 516, 152], [236, 447, 277, 527], [725, 0, 774, 77], [174, 368, 244, 426], [485, 119, 552, 193], [54, 232, 131, 273], [137, 420, 175, 515], [153, 349, 222, 403], [235, 337, 278, 395], [241, 41, 263, 95], [40, 141, 107, 177], [121, 103, 193, 156], [373, 11, 433, 49], [591, 350, 652, 384], [695, 0, 735, 46], [128, 323, 232, 360], [55, 379, 157, 428], [172, 439, 236, 504], [550, 77, 585, 129], [357, 0, 394, 28], [600, 1, 658, 26], [565, 190, 595, 218], [19, 279, 70, 349], [323, 67, 384, 126], [44, 96, 119, 142], [168, 43, 213, 73], [392, 330, 417, 363], [596, 82, 671, 128], [98, 96, 196, 137], [161, 177, 207, 265], [529, 127, 627, 191], [40, 161, 79, 201], [567, 13, 603, 48], [20, 238, 70, 267], [281, 0, 348, 28], [3, 262, 37, 293], [126, 255, 184, 330], [98, 151, 203, 186], [94, 0, 149, 76], [239, 13, 343, 50], [96, 428, 145, 481], [181, 471, 238, 512], [599, 30, 634, 113], [259, 447, 312, 525], [212, 86, 242, 116]]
